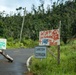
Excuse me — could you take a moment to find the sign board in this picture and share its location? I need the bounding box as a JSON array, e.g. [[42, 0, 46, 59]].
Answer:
[[0, 39, 7, 50], [39, 29, 60, 46], [35, 46, 46, 58]]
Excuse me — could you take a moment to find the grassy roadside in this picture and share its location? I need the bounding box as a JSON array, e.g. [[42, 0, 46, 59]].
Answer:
[[7, 39, 38, 49], [29, 40, 76, 75]]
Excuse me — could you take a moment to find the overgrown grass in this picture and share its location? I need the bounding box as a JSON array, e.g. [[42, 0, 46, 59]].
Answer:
[[30, 40, 76, 75], [7, 38, 38, 49]]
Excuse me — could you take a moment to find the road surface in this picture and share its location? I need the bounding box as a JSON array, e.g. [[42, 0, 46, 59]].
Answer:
[[0, 48, 34, 75]]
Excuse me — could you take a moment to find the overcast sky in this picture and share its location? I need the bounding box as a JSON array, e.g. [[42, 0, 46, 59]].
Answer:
[[0, 0, 58, 14], [0, 0, 68, 14]]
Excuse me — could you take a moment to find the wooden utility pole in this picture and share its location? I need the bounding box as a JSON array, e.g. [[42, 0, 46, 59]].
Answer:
[[19, 7, 26, 43], [57, 21, 61, 64]]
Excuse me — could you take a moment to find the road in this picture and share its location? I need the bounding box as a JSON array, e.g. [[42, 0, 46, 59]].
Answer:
[[0, 48, 34, 75]]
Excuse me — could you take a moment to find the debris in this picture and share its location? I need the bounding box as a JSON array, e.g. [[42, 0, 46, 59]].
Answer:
[[0, 50, 13, 62]]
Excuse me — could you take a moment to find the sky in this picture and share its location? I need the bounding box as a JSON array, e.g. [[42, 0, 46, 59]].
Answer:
[[0, 0, 68, 15], [0, 0, 57, 14]]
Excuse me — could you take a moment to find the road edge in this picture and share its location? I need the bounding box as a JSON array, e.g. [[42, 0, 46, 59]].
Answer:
[[26, 56, 33, 71]]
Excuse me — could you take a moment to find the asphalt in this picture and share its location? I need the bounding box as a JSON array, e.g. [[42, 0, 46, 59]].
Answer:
[[0, 48, 34, 75]]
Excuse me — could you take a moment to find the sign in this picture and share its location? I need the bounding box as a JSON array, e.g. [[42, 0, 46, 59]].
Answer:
[[39, 29, 60, 46], [35, 46, 46, 58], [0, 39, 7, 50]]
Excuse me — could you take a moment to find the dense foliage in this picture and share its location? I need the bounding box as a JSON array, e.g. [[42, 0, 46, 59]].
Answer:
[[0, 0, 76, 45], [30, 40, 76, 75]]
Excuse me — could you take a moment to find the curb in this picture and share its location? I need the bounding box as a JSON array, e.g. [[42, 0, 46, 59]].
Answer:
[[26, 56, 33, 71]]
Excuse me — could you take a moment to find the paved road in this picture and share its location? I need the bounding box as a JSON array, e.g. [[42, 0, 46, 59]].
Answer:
[[0, 49, 34, 75]]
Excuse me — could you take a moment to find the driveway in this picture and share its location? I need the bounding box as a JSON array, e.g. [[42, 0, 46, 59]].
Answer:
[[0, 48, 34, 75]]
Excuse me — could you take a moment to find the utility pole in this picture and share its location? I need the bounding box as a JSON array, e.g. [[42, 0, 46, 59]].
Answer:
[[19, 7, 26, 43]]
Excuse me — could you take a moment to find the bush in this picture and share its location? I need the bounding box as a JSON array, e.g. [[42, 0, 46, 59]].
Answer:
[[7, 39, 39, 49], [30, 42, 76, 75], [22, 39, 38, 48]]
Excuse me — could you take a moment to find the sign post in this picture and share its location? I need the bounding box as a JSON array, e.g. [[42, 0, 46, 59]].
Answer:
[[35, 46, 46, 59], [39, 27, 60, 64], [57, 21, 61, 64], [39, 29, 60, 46], [58, 45, 60, 64], [0, 39, 6, 50]]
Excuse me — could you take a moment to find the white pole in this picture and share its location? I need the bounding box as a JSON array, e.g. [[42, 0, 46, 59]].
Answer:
[[19, 7, 26, 43]]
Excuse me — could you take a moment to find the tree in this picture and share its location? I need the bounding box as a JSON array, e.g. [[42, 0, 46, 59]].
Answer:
[[0, 21, 4, 37]]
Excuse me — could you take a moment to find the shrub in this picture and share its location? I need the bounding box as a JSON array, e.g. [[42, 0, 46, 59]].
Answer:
[[7, 38, 38, 49], [30, 42, 76, 75], [22, 39, 38, 48]]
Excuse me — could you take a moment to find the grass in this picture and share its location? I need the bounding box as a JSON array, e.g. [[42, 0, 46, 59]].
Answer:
[[7, 39, 39, 49], [30, 40, 76, 75], [6, 38, 76, 75]]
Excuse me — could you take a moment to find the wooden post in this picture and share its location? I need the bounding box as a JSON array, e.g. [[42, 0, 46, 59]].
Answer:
[[57, 21, 61, 64], [58, 45, 60, 64]]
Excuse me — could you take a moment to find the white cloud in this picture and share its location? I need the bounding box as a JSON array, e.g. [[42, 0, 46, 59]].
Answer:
[[0, 0, 60, 14]]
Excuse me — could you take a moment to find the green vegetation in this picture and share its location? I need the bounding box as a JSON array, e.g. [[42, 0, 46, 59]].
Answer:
[[0, 0, 76, 48], [0, 0, 75, 74], [30, 40, 76, 75], [7, 38, 38, 49]]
